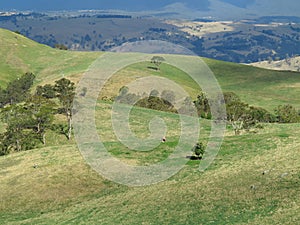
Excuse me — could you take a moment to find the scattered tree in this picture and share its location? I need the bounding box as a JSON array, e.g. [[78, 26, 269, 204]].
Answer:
[[194, 92, 210, 119], [115, 86, 139, 105], [36, 84, 56, 99], [161, 90, 175, 107], [191, 142, 205, 159], [178, 97, 197, 116], [118, 86, 129, 97], [54, 44, 68, 50], [0, 104, 38, 153], [150, 89, 159, 97], [26, 96, 56, 144], [275, 104, 299, 123], [80, 87, 88, 97], [150, 56, 165, 70], [136, 95, 177, 113], [54, 78, 75, 140], [2, 72, 35, 106], [226, 100, 249, 135]]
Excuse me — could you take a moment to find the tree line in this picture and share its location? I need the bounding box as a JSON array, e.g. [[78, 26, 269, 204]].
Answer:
[[1, 72, 299, 156], [116, 85, 300, 136], [0, 73, 75, 155], [194, 91, 300, 135]]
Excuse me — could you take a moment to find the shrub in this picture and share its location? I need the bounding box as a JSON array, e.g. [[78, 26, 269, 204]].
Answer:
[[275, 104, 299, 123]]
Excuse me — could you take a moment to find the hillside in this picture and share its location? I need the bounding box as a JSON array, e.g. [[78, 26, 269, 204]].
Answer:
[[0, 28, 101, 87], [1, 111, 299, 224], [1, 28, 300, 111], [250, 56, 300, 72], [0, 29, 300, 224]]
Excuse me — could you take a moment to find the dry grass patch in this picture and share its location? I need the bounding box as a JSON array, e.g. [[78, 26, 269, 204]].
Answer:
[[0, 145, 108, 214]]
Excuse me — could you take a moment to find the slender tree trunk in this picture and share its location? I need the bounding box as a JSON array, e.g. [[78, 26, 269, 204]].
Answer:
[[232, 120, 243, 135], [67, 112, 72, 140], [42, 133, 46, 145], [37, 123, 41, 133], [16, 139, 21, 151]]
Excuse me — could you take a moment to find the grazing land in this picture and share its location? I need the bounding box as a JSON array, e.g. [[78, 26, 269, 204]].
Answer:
[[0, 28, 299, 224]]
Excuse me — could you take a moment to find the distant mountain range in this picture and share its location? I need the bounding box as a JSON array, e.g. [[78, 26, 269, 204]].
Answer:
[[1, 12, 300, 63], [1, 0, 300, 20]]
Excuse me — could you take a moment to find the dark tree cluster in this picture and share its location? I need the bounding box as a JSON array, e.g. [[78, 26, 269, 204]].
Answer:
[[54, 44, 68, 50], [193, 92, 211, 119], [115, 84, 299, 137], [0, 75, 76, 156], [115, 86, 177, 114], [193, 91, 298, 135], [36, 78, 75, 140], [191, 142, 205, 160], [223, 92, 299, 135], [0, 72, 35, 106], [275, 104, 299, 123], [223, 92, 276, 135]]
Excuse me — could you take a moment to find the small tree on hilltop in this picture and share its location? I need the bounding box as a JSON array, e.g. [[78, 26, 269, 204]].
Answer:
[[55, 44, 68, 50], [151, 56, 165, 70]]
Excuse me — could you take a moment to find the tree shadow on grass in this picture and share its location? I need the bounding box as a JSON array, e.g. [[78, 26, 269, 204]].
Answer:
[[186, 155, 203, 160], [147, 66, 159, 71]]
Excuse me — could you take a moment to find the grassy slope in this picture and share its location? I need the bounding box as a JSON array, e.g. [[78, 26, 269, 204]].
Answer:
[[203, 58, 300, 111], [101, 60, 300, 113], [0, 28, 101, 87], [1, 28, 299, 111], [0, 121, 299, 224], [0, 28, 300, 224]]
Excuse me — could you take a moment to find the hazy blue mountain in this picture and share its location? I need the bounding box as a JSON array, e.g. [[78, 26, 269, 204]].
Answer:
[[220, 0, 256, 8], [0, 0, 210, 11]]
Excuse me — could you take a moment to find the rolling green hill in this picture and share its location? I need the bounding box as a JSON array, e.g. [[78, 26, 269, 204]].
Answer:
[[1, 28, 299, 112], [0, 28, 101, 87], [0, 28, 299, 224]]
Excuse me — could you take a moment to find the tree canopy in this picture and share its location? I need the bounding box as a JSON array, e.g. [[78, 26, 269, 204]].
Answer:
[[150, 56, 165, 70], [0, 75, 76, 155]]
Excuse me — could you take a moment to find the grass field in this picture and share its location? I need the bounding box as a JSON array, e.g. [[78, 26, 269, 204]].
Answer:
[[0, 112, 299, 224], [0, 28, 300, 224]]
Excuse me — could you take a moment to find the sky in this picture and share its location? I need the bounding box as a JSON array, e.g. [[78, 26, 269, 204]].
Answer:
[[0, 0, 255, 11], [0, 0, 210, 11], [0, 0, 299, 19]]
